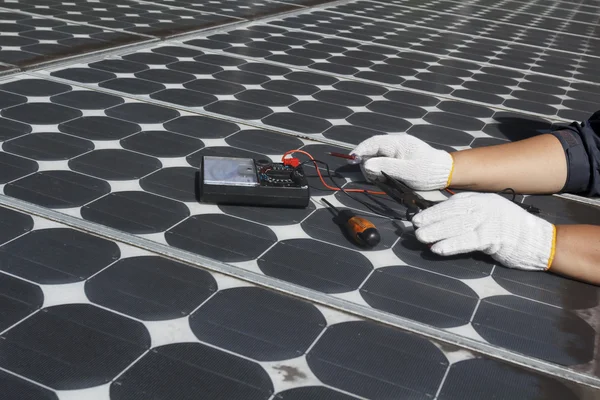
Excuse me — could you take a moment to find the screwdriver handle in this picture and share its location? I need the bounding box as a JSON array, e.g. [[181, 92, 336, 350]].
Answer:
[[346, 216, 381, 248], [347, 215, 374, 231]]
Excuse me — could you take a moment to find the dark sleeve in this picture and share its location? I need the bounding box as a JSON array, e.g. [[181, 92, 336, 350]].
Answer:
[[550, 111, 600, 197]]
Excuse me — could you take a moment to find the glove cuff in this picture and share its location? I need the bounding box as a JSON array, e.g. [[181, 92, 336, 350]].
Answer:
[[423, 150, 454, 191], [529, 220, 556, 271], [445, 153, 455, 188], [546, 224, 558, 270], [498, 218, 557, 271]]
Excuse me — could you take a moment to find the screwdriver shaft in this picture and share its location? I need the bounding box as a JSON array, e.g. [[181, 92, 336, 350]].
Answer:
[[321, 198, 339, 214]]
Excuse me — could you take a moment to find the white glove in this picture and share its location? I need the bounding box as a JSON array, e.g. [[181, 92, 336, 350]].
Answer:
[[350, 134, 454, 191], [412, 192, 557, 271]]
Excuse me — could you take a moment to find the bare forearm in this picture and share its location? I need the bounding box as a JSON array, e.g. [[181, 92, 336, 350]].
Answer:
[[449, 134, 568, 194], [550, 224, 600, 285]]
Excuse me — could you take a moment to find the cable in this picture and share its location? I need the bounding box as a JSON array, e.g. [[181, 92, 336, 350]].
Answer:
[[283, 149, 460, 220], [498, 187, 517, 201], [499, 187, 541, 214], [282, 149, 541, 217], [300, 158, 406, 220], [283, 149, 407, 220], [282, 149, 386, 195]]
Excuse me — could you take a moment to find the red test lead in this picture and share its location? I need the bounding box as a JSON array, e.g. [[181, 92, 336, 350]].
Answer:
[[326, 152, 363, 164]]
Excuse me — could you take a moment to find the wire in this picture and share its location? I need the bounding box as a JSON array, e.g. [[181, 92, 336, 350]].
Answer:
[[499, 187, 541, 214], [282, 149, 409, 220], [282, 149, 386, 195], [282, 149, 541, 217], [299, 158, 406, 220], [498, 187, 516, 201]]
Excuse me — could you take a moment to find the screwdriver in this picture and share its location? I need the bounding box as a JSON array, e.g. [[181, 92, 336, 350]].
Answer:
[[322, 198, 381, 248]]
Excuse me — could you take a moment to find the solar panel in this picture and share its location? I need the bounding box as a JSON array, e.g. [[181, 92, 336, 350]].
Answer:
[[0, 0, 599, 397], [0, 205, 592, 399]]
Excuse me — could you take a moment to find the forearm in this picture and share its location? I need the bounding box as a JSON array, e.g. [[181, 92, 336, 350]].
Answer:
[[449, 134, 568, 194], [550, 224, 600, 285]]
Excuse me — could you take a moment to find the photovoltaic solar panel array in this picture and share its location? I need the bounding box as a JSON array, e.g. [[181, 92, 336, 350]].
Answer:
[[0, 0, 600, 399]]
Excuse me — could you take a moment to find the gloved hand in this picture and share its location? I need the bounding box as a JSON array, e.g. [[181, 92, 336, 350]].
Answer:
[[412, 192, 556, 271], [350, 134, 454, 191]]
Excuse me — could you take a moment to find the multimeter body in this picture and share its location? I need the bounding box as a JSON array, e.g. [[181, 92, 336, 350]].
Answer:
[[199, 156, 310, 208]]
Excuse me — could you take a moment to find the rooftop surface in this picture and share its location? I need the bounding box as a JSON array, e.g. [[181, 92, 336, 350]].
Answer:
[[1, 0, 600, 399]]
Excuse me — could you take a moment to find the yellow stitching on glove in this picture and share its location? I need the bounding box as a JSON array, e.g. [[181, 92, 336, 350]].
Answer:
[[445, 153, 455, 188], [546, 224, 557, 270]]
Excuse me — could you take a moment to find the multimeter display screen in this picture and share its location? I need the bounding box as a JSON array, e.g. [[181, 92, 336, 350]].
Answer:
[[202, 156, 259, 187]]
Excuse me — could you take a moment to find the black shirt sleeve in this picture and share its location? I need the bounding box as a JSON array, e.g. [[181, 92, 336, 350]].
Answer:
[[551, 111, 600, 197]]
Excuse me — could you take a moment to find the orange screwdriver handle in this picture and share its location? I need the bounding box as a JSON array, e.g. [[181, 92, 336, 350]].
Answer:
[[347, 216, 375, 231], [347, 216, 381, 248]]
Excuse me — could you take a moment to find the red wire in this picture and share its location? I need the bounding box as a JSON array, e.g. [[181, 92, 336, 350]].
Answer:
[[282, 149, 457, 198], [282, 149, 387, 195]]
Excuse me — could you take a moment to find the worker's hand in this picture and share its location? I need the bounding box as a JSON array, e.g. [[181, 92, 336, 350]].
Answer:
[[351, 134, 454, 191], [412, 192, 556, 271]]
